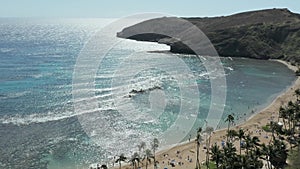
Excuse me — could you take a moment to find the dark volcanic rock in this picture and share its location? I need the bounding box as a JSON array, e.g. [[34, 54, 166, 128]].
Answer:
[[117, 8, 300, 63]]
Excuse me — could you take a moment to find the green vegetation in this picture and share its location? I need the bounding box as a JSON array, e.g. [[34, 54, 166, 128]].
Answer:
[[203, 162, 217, 169], [119, 9, 300, 63], [196, 127, 203, 169], [205, 88, 300, 169], [262, 125, 271, 132], [205, 126, 214, 169], [143, 149, 153, 169], [114, 139, 158, 169], [208, 114, 264, 169], [115, 154, 127, 169], [151, 138, 159, 169], [110, 89, 300, 169]]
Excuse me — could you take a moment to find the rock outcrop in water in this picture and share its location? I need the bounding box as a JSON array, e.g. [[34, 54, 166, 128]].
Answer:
[[117, 8, 300, 63]]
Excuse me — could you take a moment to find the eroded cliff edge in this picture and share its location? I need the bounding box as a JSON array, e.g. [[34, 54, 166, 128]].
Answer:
[[117, 8, 300, 63]]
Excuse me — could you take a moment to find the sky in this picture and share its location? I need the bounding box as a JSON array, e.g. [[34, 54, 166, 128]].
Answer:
[[0, 0, 300, 18]]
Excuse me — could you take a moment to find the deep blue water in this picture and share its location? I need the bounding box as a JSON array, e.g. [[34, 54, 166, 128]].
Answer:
[[0, 18, 296, 169]]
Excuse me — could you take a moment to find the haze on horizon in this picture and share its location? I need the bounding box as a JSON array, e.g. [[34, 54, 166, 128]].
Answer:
[[0, 0, 300, 18]]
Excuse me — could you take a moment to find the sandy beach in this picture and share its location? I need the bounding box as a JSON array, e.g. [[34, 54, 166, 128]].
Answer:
[[119, 59, 299, 169]]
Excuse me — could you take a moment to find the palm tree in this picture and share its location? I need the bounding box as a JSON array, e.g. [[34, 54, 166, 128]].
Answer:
[[225, 114, 235, 142], [101, 164, 108, 169], [279, 106, 288, 131], [261, 143, 272, 169], [269, 139, 288, 169], [295, 89, 300, 101], [115, 154, 127, 169], [129, 157, 136, 169], [205, 126, 214, 168], [251, 136, 261, 147], [278, 101, 300, 150], [143, 149, 153, 169], [244, 134, 260, 154], [270, 121, 277, 140], [223, 142, 237, 168], [237, 128, 245, 156], [196, 127, 202, 169], [137, 141, 146, 167], [227, 129, 237, 142], [244, 149, 263, 169], [138, 142, 146, 154], [138, 142, 146, 167], [210, 143, 223, 169], [130, 152, 140, 169], [287, 101, 294, 131], [151, 138, 159, 169]]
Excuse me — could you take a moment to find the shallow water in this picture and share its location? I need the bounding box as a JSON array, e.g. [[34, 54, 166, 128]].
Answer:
[[0, 18, 296, 168]]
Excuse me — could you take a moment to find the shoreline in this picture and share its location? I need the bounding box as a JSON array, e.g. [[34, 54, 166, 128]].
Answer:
[[129, 59, 299, 169], [109, 59, 298, 169], [156, 59, 297, 149], [246, 59, 298, 122]]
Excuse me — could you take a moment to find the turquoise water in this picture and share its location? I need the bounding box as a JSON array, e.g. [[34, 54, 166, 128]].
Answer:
[[0, 18, 296, 168]]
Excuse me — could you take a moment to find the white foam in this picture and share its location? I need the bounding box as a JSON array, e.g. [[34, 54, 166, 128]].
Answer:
[[31, 74, 44, 79], [0, 107, 115, 125], [225, 66, 234, 71], [0, 48, 14, 53], [4, 91, 30, 99]]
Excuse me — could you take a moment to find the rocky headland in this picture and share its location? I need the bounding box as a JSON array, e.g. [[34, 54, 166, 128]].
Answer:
[[117, 8, 300, 63]]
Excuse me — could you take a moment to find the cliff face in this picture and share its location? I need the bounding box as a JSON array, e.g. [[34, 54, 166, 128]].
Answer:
[[117, 8, 300, 63]]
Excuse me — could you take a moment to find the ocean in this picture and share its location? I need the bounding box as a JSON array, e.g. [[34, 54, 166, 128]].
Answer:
[[0, 18, 296, 169]]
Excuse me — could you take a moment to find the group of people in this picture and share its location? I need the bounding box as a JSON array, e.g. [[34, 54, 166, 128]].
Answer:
[[160, 150, 193, 168]]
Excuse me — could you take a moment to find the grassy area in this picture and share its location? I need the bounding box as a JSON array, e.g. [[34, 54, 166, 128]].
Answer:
[[262, 125, 271, 132], [286, 149, 300, 169], [202, 162, 217, 169]]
